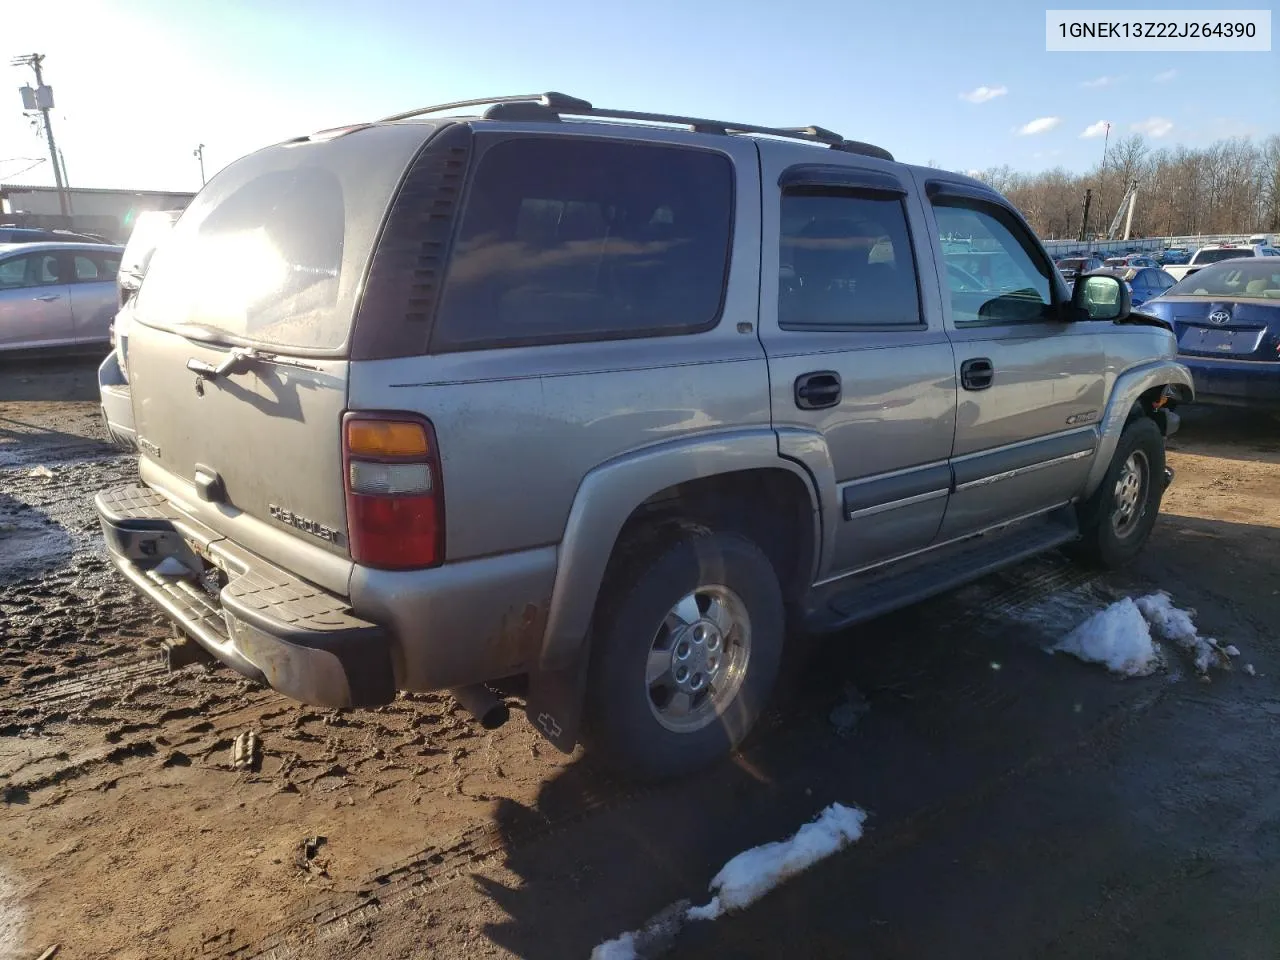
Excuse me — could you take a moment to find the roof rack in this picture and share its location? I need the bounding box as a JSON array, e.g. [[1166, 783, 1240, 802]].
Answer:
[[378, 92, 894, 162]]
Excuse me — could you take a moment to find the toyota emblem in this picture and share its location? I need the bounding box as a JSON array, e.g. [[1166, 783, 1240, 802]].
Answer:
[[1208, 310, 1231, 325]]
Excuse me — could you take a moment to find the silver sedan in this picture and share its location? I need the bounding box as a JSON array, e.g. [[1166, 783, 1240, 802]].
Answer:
[[0, 241, 125, 353]]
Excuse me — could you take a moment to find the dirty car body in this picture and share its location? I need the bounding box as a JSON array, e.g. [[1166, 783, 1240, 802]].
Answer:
[[95, 93, 1192, 778]]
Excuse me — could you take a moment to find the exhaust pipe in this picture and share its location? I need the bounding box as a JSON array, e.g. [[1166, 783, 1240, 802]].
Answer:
[[449, 684, 510, 730]]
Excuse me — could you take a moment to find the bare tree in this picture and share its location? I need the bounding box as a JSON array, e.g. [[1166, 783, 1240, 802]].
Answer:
[[990, 136, 1275, 238]]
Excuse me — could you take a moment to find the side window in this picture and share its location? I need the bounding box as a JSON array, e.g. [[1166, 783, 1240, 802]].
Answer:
[[97, 255, 121, 280], [0, 254, 62, 289], [431, 137, 734, 352], [0, 257, 26, 289], [930, 200, 1053, 325], [778, 189, 922, 329], [74, 255, 100, 281]]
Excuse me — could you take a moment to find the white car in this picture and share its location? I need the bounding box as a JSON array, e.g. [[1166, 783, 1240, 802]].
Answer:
[[1165, 243, 1280, 283]]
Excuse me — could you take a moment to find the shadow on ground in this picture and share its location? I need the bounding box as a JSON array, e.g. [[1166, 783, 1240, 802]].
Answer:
[[466, 513, 1280, 960]]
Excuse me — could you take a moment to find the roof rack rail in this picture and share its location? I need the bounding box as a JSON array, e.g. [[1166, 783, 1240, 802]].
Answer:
[[378, 93, 894, 162]]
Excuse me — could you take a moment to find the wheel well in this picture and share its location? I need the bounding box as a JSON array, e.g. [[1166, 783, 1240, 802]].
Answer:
[[1128, 384, 1187, 431], [605, 468, 817, 603]]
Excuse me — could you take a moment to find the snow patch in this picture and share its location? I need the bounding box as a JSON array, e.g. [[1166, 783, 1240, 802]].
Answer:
[[688, 803, 867, 920], [1135, 592, 1234, 674], [1058, 592, 1243, 677], [1055, 597, 1160, 676], [591, 803, 867, 958]]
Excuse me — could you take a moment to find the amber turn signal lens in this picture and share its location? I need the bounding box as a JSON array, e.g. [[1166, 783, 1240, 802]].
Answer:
[[345, 419, 429, 458]]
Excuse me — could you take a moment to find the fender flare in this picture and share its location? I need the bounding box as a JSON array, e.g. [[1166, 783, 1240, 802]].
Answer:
[[537, 427, 822, 671], [1083, 359, 1194, 497]]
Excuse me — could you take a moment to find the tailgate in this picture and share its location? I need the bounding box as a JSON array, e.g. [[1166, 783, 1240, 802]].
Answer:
[[125, 120, 446, 589], [129, 321, 351, 561]]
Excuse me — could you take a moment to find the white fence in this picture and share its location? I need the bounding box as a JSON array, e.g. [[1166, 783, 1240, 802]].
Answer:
[[1042, 233, 1276, 258]]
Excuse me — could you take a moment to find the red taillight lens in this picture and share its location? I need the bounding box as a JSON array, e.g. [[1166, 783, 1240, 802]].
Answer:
[[343, 414, 443, 569]]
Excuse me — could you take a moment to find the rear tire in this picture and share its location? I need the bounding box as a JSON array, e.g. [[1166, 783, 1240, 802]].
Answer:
[[1069, 417, 1165, 569], [583, 530, 784, 781]]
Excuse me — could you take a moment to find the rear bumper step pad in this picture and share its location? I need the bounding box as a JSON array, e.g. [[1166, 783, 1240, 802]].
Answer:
[[95, 484, 394, 708]]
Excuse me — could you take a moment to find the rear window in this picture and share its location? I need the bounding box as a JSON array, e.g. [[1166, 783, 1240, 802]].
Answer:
[[1168, 261, 1280, 298], [1191, 248, 1252, 265], [134, 123, 441, 352], [430, 137, 733, 352]]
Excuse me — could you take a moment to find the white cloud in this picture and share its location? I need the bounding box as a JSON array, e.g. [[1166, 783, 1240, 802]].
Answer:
[[1081, 75, 1121, 89], [1153, 69, 1177, 82], [959, 85, 1008, 104], [1080, 120, 1111, 139], [1016, 116, 1061, 136], [1131, 117, 1174, 138]]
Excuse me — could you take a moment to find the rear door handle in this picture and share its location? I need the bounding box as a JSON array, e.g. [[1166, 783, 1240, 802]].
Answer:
[[795, 371, 842, 410], [960, 357, 994, 391], [32, 294, 61, 302]]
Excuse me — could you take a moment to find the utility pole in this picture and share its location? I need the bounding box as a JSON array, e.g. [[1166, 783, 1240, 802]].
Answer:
[[193, 144, 206, 186], [12, 53, 69, 219], [1078, 188, 1093, 242]]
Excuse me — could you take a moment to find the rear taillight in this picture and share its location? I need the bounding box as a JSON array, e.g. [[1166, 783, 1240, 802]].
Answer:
[[343, 414, 443, 569]]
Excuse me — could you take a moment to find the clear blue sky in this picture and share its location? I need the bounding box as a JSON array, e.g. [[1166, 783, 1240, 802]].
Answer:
[[2, 0, 1276, 191]]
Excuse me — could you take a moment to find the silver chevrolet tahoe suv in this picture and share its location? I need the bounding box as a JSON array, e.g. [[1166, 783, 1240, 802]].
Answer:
[[95, 93, 1192, 779]]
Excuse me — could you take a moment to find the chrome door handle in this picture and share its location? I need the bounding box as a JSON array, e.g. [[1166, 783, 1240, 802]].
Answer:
[[32, 294, 61, 302]]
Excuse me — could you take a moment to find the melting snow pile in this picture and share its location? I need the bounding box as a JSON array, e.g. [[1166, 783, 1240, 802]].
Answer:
[[591, 803, 866, 959], [1057, 591, 1244, 677], [687, 803, 867, 920], [1055, 597, 1159, 676]]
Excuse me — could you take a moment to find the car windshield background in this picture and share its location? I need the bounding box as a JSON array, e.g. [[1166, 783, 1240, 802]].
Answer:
[[1167, 261, 1280, 298], [431, 137, 734, 352], [778, 189, 922, 329]]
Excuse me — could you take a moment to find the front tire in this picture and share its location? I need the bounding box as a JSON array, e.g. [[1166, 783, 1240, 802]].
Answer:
[[1070, 417, 1166, 568], [584, 531, 784, 780]]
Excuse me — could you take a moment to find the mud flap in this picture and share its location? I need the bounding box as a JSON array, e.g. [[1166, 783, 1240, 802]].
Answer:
[[525, 653, 590, 754]]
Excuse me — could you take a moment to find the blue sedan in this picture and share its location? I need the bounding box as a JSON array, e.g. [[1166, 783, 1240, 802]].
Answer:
[[1141, 260, 1280, 409]]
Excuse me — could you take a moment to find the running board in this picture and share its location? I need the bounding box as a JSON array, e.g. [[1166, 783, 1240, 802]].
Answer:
[[803, 505, 1080, 634]]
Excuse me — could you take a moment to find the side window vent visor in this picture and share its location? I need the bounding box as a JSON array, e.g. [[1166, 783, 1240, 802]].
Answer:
[[350, 123, 475, 361]]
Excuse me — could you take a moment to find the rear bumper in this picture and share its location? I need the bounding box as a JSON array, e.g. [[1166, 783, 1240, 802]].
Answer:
[[95, 484, 395, 708], [98, 352, 136, 449], [1179, 355, 1280, 408]]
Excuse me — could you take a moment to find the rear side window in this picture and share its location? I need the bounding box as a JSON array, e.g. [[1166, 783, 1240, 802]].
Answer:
[[778, 190, 922, 328], [431, 137, 733, 352], [74, 254, 117, 281]]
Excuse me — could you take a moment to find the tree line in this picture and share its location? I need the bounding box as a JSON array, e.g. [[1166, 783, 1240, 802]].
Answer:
[[971, 134, 1280, 240]]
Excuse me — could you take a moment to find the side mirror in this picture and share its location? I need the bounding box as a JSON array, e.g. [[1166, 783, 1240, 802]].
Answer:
[[1070, 273, 1131, 321]]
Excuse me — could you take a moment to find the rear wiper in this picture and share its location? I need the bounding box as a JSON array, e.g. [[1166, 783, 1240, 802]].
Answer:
[[186, 347, 319, 379]]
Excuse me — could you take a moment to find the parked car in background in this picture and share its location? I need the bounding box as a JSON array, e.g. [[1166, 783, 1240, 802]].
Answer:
[[0, 225, 110, 244], [1158, 248, 1191, 266], [1104, 255, 1159, 269], [1056, 256, 1104, 284], [94, 93, 1191, 779], [1101, 266, 1178, 308], [1141, 259, 1280, 409], [100, 209, 183, 449], [1164, 243, 1280, 283], [0, 242, 124, 354], [116, 210, 183, 309]]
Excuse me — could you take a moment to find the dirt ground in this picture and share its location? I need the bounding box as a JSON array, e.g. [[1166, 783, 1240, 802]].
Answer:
[[2, 357, 1280, 960]]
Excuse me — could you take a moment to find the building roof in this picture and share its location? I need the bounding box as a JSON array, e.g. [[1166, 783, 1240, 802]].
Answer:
[[0, 183, 195, 198]]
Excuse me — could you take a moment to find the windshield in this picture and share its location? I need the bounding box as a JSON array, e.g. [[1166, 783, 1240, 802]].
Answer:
[[1191, 248, 1253, 265], [1166, 261, 1280, 298], [1057, 259, 1087, 271]]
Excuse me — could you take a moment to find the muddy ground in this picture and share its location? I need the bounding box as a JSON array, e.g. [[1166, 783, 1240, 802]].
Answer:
[[2, 356, 1280, 960]]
